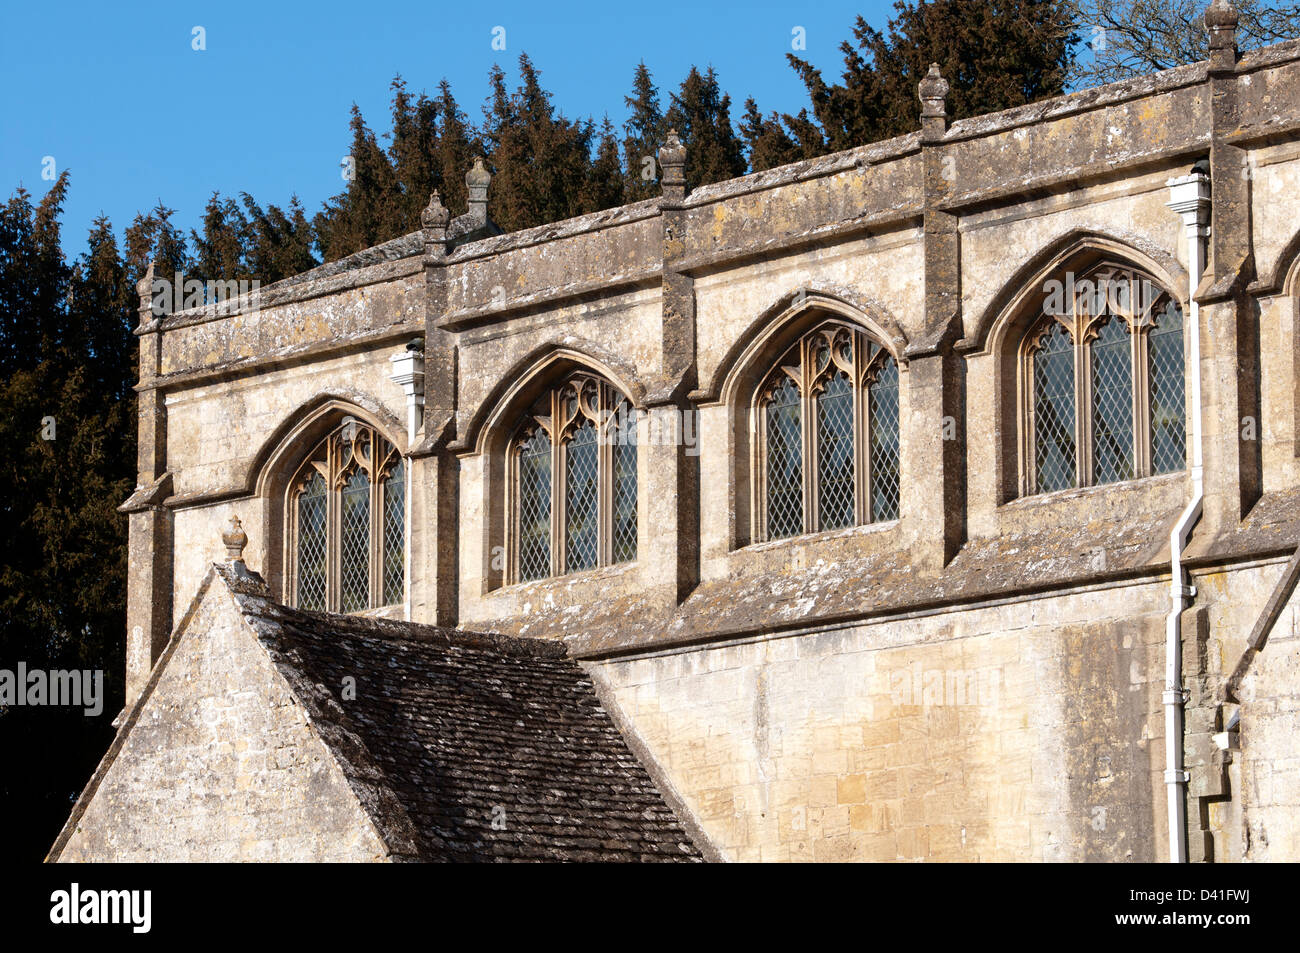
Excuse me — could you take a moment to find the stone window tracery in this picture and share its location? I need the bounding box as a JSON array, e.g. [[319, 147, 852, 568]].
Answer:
[[286, 419, 405, 611], [508, 373, 637, 583], [754, 321, 900, 541], [1021, 263, 1186, 495]]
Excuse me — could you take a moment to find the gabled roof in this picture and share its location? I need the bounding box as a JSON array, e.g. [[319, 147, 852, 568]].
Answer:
[[156, 564, 703, 862]]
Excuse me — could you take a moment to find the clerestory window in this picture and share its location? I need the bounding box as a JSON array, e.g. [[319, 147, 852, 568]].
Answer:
[[754, 321, 900, 541], [509, 373, 637, 583], [287, 419, 405, 612], [1022, 263, 1186, 495]]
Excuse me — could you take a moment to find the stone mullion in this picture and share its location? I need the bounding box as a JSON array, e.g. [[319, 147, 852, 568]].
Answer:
[[753, 400, 769, 542], [597, 385, 614, 568], [1076, 313, 1092, 488], [327, 468, 341, 615], [1133, 319, 1152, 479], [802, 355, 817, 536], [552, 391, 568, 578], [369, 472, 383, 609], [855, 336, 869, 527]]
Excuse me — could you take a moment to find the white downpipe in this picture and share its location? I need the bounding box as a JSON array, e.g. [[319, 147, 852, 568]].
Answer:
[[1163, 171, 1210, 863]]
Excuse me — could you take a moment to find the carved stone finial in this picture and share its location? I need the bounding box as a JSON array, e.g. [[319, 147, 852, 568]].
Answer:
[[658, 129, 687, 201], [1205, 0, 1239, 68], [222, 515, 248, 563], [466, 155, 491, 196], [1204, 0, 1239, 30], [465, 157, 491, 225], [421, 190, 450, 231], [135, 260, 158, 319], [919, 63, 949, 118]]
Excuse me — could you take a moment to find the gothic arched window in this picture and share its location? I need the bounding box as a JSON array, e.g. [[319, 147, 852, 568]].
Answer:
[[509, 373, 637, 583], [755, 321, 900, 541], [287, 419, 405, 611], [1022, 263, 1186, 495]]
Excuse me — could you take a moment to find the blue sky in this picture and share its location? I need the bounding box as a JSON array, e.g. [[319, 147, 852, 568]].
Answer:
[[1, 0, 910, 256]]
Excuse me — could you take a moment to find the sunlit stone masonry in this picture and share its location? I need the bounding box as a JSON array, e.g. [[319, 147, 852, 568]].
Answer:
[[52, 3, 1300, 862]]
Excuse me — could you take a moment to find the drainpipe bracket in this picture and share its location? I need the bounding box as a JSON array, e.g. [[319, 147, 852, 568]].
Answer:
[[1164, 769, 1190, 785]]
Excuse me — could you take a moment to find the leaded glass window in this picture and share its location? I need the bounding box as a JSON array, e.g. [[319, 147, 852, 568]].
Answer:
[[509, 374, 638, 583], [1022, 263, 1186, 495], [756, 321, 900, 542], [1148, 301, 1186, 476], [382, 461, 405, 606], [612, 397, 638, 565], [1032, 322, 1077, 493], [817, 372, 854, 532], [296, 473, 327, 612], [767, 378, 804, 539], [287, 419, 405, 612], [869, 357, 901, 522], [1090, 316, 1134, 485], [517, 429, 552, 583]]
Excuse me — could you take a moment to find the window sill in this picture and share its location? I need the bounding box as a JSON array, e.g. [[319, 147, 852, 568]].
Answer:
[[740, 518, 901, 554], [1005, 470, 1187, 510], [496, 559, 637, 595]]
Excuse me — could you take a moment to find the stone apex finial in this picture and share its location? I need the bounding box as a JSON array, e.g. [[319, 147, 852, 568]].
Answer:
[[421, 190, 450, 230], [658, 128, 686, 169], [1204, 0, 1239, 30], [919, 63, 949, 116], [222, 514, 248, 563], [466, 156, 491, 193], [135, 260, 156, 300]]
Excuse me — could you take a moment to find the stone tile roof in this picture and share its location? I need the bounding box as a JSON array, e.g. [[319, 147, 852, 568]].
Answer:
[[232, 578, 702, 862]]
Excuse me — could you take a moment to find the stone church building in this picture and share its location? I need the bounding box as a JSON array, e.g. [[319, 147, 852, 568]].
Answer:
[[49, 3, 1300, 861]]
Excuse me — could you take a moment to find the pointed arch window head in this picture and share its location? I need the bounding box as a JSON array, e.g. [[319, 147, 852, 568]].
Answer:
[[755, 321, 900, 542], [287, 419, 405, 612], [1021, 263, 1186, 497], [509, 374, 638, 584]]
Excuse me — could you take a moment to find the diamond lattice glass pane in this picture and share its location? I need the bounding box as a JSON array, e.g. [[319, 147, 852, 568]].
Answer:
[[817, 371, 855, 530], [340, 469, 371, 612], [517, 429, 551, 582], [1090, 316, 1134, 484], [1149, 302, 1186, 475], [382, 460, 405, 606], [765, 377, 803, 539], [1034, 322, 1077, 493], [296, 472, 327, 612], [869, 357, 901, 522], [565, 421, 599, 573], [612, 400, 638, 564]]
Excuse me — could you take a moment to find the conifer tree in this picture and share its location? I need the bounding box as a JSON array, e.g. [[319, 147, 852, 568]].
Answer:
[[741, 98, 809, 173], [434, 80, 475, 218], [313, 104, 404, 260], [387, 75, 441, 231], [0, 179, 131, 862], [242, 195, 318, 284], [667, 66, 746, 189], [788, 0, 1077, 151], [479, 55, 597, 232], [622, 62, 666, 203], [191, 192, 250, 282], [582, 117, 627, 213]]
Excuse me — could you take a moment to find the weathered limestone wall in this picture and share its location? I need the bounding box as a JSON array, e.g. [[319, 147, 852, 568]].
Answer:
[[587, 580, 1170, 862], [1191, 558, 1300, 862], [1235, 591, 1300, 861], [54, 575, 392, 862]]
